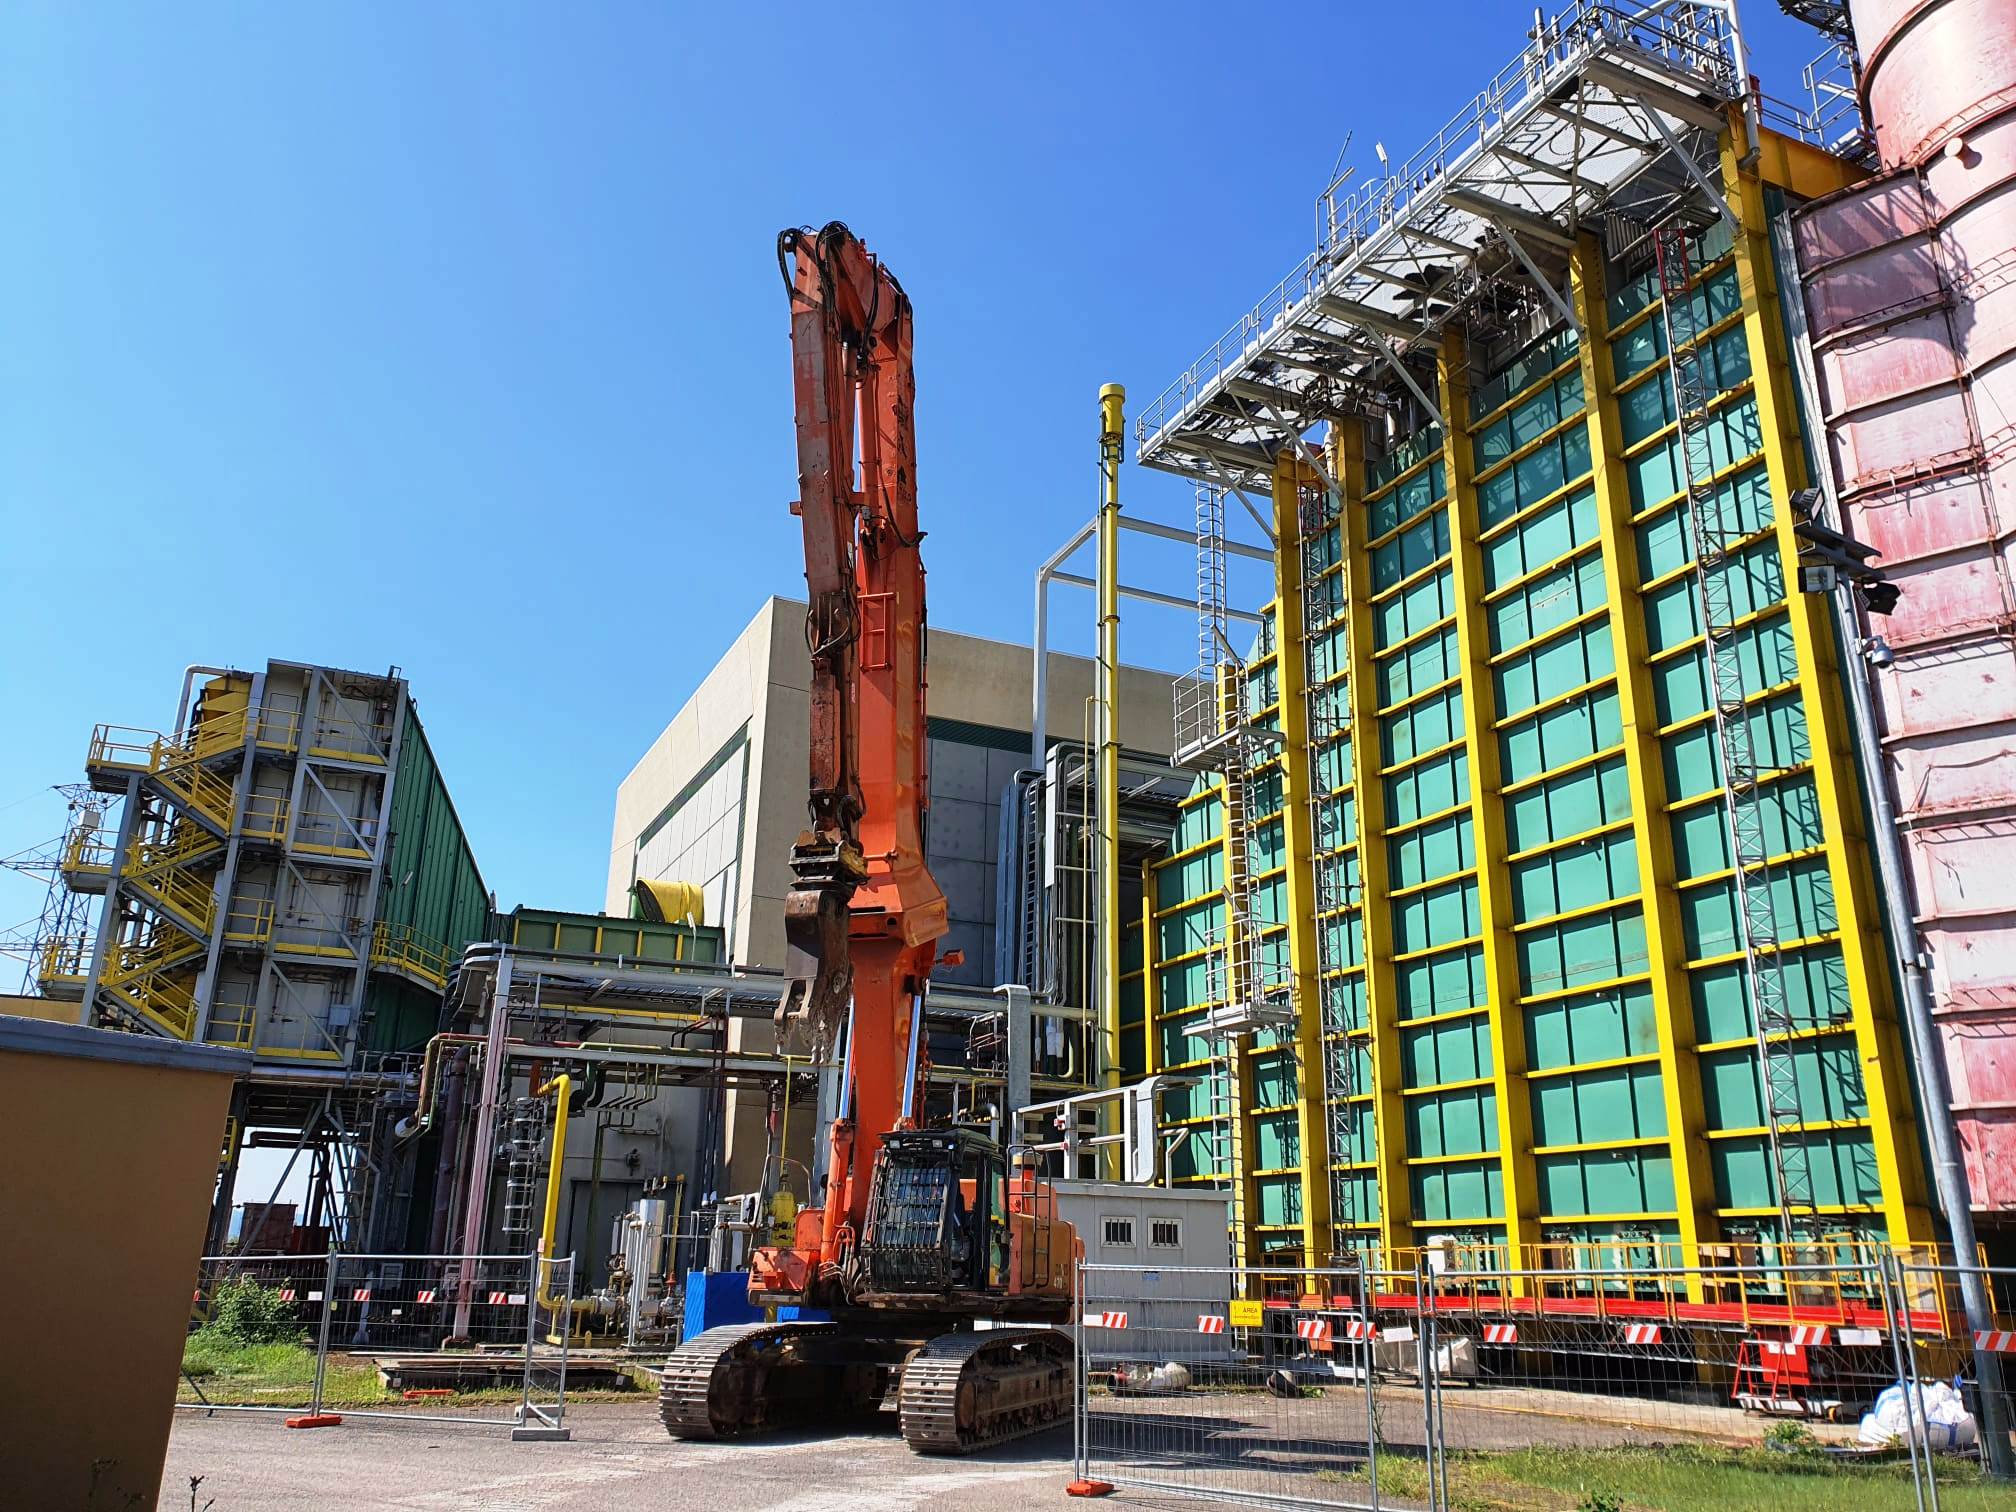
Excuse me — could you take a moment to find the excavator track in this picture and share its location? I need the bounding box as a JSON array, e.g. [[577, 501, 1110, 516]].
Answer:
[[659, 1321, 841, 1440], [898, 1328, 1073, 1455]]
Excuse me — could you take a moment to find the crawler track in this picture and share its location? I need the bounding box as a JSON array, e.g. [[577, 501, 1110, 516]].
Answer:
[[898, 1328, 1073, 1455], [658, 1321, 840, 1440]]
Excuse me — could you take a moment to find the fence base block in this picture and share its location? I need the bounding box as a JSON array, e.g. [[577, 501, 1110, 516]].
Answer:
[[511, 1425, 572, 1442], [1065, 1480, 1116, 1497], [284, 1414, 343, 1429]]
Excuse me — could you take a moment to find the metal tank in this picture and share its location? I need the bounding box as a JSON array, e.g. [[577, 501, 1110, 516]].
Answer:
[[1792, 0, 2016, 1217]]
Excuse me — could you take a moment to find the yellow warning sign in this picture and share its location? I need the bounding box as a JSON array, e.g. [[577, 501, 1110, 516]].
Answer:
[[1229, 1299, 1265, 1328]]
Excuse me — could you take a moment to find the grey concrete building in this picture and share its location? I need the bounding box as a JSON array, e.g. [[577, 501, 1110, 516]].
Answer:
[[606, 596, 1176, 1188]]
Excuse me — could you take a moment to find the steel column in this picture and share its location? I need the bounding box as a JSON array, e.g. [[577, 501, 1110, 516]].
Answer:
[[1335, 421, 1409, 1264]]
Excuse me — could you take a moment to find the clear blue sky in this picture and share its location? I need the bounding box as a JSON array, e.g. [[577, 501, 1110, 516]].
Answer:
[[0, 2, 1826, 941]]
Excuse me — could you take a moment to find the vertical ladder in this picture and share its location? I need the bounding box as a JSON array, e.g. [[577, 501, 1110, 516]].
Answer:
[[1298, 478, 1363, 1261], [1652, 221, 1814, 1236]]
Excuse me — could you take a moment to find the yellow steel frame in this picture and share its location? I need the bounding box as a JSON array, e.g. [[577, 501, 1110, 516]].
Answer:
[[1720, 121, 1930, 1243], [1271, 450, 1336, 1267], [1439, 331, 1538, 1274], [1216, 766, 1264, 1268], [1335, 421, 1411, 1262], [1571, 231, 1718, 1289]]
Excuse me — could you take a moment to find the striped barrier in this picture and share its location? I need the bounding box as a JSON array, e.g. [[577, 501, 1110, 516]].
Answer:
[[1482, 1323, 1518, 1344], [1975, 1330, 2016, 1353], [1295, 1318, 1333, 1344], [1086, 1311, 1128, 1329], [1622, 1324, 1662, 1345], [1196, 1315, 1226, 1334]]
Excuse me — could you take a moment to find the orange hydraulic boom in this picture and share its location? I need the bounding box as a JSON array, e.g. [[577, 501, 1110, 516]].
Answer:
[[656, 224, 1077, 1454]]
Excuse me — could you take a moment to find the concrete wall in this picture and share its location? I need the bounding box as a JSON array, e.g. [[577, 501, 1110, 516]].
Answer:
[[0, 1020, 243, 1510], [606, 595, 1178, 1190]]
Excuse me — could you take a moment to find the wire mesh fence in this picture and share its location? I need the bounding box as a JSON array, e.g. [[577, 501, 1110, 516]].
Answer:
[[182, 1251, 572, 1437], [1074, 1256, 2016, 1509]]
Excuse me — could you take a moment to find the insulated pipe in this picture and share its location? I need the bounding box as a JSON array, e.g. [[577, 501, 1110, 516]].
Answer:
[[1096, 384, 1125, 1093], [424, 1047, 469, 1255], [533, 1073, 595, 1313], [451, 953, 513, 1339]]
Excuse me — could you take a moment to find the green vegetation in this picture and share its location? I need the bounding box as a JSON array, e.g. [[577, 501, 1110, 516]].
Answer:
[[1318, 1443, 1999, 1511]]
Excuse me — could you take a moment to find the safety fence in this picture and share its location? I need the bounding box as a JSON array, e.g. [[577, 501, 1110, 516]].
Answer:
[[1072, 1258, 2016, 1509], [180, 1251, 573, 1440]]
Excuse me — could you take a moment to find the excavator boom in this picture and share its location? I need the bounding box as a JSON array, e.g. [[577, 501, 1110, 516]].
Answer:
[[659, 222, 1074, 1456]]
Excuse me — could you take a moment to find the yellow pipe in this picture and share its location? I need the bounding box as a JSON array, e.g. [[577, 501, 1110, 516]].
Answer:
[[1097, 382, 1125, 1101], [533, 1073, 596, 1319]]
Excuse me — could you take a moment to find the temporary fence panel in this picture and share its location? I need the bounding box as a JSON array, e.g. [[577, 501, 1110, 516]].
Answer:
[[1074, 1262, 1435, 1510], [1896, 1262, 2016, 1495], [182, 1252, 571, 1438]]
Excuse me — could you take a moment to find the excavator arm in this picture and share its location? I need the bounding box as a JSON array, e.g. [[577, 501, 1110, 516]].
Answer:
[[774, 223, 948, 1267]]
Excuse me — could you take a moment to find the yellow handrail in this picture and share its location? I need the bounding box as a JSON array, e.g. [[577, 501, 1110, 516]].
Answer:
[[370, 922, 451, 990]]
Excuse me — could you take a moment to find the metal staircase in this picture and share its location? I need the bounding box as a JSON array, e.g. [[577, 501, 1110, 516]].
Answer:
[[1652, 221, 1815, 1236], [1297, 476, 1365, 1261], [84, 716, 248, 1042], [1178, 479, 1292, 1269]]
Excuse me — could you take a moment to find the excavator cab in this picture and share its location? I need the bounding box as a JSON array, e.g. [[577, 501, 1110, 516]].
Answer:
[[861, 1129, 1002, 1296]]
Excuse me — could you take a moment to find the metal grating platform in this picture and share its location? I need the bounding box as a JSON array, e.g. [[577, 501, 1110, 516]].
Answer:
[[1134, 0, 1747, 488]]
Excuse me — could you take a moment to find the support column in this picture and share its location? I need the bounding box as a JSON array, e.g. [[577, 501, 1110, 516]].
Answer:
[[79, 772, 143, 1028], [1335, 422, 1410, 1265], [1097, 385, 1124, 1091], [1217, 769, 1264, 1270], [1272, 451, 1335, 1269], [1719, 130, 1931, 1244], [1571, 232, 1718, 1282], [1438, 332, 1540, 1277]]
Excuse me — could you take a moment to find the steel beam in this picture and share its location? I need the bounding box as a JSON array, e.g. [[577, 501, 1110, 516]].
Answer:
[[1442, 189, 1578, 251]]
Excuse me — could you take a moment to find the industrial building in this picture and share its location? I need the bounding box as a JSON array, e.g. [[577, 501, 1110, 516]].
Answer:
[[19, 660, 487, 1252], [3, 0, 2008, 1409], [1073, 0, 2015, 1279]]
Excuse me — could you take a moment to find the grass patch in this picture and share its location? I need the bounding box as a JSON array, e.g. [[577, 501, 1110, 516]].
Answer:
[[179, 1329, 639, 1408], [1316, 1443, 1997, 1511]]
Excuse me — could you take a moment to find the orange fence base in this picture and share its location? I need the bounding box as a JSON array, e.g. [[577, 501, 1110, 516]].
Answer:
[[1065, 1480, 1116, 1497], [284, 1414, 343, 1429]]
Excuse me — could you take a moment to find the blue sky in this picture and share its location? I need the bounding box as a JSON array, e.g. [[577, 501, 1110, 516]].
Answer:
[[0, 2, 1828, 941]]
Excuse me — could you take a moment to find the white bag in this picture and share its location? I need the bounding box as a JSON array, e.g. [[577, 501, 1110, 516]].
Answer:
[[1858, 1379, 1979, 1450]]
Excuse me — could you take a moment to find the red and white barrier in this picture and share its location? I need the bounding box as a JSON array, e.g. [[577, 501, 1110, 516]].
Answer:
[[415, 1289, 437, 1304], [352, 1288, 372, 1303], [1482, 1324, 1518, 1344], [1344, 1320, 1376, 1341], [1086, 1311, 1129, 1329], [1788, 1326, 1829, 1347], [1196, 1315, 1226, 1334], [1976, 1330, 2016, 1353], [1295, 1318, 1333, 1344], [1622, 1324, 1662, 1345]]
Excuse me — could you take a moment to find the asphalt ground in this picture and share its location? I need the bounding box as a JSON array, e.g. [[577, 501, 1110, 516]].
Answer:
[[162, 1402, 1079, 1511]]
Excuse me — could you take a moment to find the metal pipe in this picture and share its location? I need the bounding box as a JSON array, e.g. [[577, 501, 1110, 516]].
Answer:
[[532, 1073, 595, 1315], [451, 952, 513, 1339], [1097, 383, 1125, 1092], [424, 1047, 468, 1255], [1031, 517, 1099, 772], [1832, 592, 2013, 1472]]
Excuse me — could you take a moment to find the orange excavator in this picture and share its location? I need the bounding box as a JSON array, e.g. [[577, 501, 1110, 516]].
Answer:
[[658, 223, 1078, 1454]]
